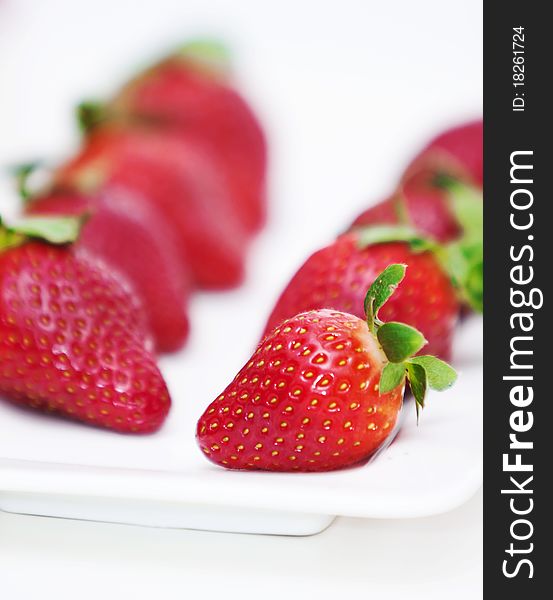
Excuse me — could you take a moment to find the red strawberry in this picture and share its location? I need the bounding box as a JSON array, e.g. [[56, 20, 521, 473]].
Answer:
[[0, 216, 171, 433], [351, 169, 462, 243], [350, 195, 398, 229], [54, 125, 249, 289], [197, 265, 456, 472], [263, 232, 459, 360], [80, 40, 267, 233], [26, 188, 191, 353], [404, 120, 483, 187]]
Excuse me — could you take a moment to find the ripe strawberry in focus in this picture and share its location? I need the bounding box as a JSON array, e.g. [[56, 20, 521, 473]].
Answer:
[[404, 120, 483, 187], [0, 216, 171, 433], [54, 125, 249, 289], [81, 40, 267, 233], [197, 265, 456, 472], [26, 188, 191, 352], [264, 233, 459, 360]]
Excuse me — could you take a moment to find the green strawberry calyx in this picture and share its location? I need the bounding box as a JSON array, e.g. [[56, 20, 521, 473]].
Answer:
[[0, 214, 85, 252], [364, 264, 457, 417], [77, 101, 108, 133], [176, 38, 231, 78], [358, 224, 435, 254], [438, 178, 483, 312]]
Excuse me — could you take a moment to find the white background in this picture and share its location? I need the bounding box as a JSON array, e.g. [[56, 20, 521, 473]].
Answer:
[[0, 490, 482, 599], [0, 0, 482, 598]]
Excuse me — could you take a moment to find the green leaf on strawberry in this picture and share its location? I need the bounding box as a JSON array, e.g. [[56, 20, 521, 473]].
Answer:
[[377, 322, 427, 363], [406, 361, 427, 416], [407, 355, 457, 391], [77, 101, 108, 133], [0, 214, 85, 251], [177, 39, 231, 77], [358, 224, 436, 254], [363, 263, 457, 417], [363, 261, 406, 332], [438, 179, 483, 311], [441, 178, 483, 237], [380, 362, 407, 394]]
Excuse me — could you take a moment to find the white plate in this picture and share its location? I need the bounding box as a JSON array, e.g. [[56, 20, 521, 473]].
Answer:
[[0, 307, 482, 535]]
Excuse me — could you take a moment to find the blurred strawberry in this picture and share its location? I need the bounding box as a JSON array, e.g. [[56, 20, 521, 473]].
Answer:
[[350, 164, 483, 314], [26, 188, 191, 353], [263, 232, 460, 360], [404, 120, 483, 187], [351, 169, 462, 243], [350, 195, 398, 229], [79, 40, 267, 233], [0, 216, 171, 433], [53, 125, 249, 289]]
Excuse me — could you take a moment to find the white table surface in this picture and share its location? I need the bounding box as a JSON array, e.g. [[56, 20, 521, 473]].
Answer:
[[0, 488, 482, 599], [0, 1, 482, 596]]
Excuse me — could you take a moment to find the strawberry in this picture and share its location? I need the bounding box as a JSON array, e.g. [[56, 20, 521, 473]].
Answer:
[[351, 169, 462, 243], [25, 188, 191, 353], [0, 216, 171, 433], [350, 168, 483, 315], [197, 264, 456, 472], [53, 124, 249, 289], [404, 120, 483, 187], [263, 232, 460, 360], [79, 40, 267, 233]]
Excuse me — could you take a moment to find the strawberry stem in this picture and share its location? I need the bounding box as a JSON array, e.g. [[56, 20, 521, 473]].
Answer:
[[363, 263, 406, 334]]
